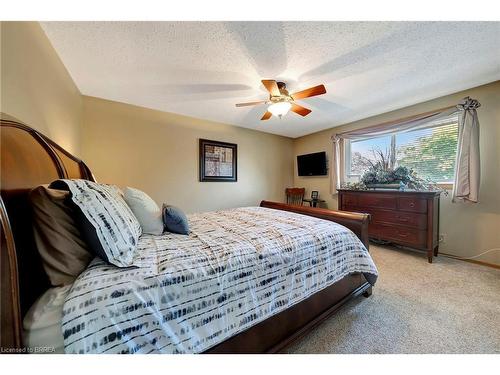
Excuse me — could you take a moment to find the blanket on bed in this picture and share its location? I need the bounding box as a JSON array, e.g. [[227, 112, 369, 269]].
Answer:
[[62, 207, 378, 353]]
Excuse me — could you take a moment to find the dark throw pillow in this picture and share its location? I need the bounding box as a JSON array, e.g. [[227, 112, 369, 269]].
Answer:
[[29, 185, 93, 286], [162, 204, 189, 235]]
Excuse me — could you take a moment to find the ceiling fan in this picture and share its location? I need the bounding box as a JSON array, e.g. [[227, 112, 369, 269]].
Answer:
[[235, 80, 327, 120]]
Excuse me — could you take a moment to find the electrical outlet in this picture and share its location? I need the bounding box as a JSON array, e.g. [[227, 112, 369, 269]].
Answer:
[[439, 234, 447, 243]]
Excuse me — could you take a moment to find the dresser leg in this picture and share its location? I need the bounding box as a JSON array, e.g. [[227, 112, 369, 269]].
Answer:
[[362, 286, 372, 298], [434, 245, 439, 257], [427, 254, 433, 263]]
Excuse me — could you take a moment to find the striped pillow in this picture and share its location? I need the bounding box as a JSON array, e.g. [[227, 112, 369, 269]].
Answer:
[[50, 179, 142, 267]]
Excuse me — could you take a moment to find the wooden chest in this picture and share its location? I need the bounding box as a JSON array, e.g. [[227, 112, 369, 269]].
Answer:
[[338, 189, 441, 263]]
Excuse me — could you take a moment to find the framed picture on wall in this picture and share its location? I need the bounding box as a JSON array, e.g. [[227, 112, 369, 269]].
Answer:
[[199, 139, 237, 182]]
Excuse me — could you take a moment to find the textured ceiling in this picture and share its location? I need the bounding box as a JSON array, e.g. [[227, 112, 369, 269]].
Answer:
[[41, 22, 500, 138]]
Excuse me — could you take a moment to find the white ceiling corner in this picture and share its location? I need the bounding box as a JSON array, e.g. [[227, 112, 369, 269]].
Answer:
[[40, 21, 500, 138]]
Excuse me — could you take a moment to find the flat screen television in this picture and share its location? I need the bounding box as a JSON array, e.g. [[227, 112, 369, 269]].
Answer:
[[297, 151, 327, 176]]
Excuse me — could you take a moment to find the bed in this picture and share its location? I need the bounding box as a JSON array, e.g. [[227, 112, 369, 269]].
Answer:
[[0, 117, 376, 353]]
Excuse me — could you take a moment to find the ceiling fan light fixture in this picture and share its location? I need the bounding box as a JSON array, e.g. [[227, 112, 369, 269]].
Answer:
[[235, 80, 326, 121], [268, 101, 292, 119]]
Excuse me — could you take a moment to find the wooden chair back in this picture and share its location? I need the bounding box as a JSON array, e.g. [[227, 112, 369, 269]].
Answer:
[[285, 188, 305, 206]]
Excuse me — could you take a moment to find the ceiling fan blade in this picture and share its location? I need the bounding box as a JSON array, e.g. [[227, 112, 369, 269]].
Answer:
[[261, 111, 273, 120], [290, 103, 312, 117], [235, 100, 267, 107], [291, 84, 327, 100], [261, 80, 280, 96]]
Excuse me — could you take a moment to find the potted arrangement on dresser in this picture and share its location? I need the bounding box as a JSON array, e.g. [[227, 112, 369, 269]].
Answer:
[[343, 148, 446, 193]]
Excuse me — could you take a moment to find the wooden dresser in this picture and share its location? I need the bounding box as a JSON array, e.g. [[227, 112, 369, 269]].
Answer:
[[338, 189, 441, 263]]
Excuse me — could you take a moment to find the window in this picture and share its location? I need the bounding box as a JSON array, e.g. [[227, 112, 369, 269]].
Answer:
[[345, 115, 459, 184]]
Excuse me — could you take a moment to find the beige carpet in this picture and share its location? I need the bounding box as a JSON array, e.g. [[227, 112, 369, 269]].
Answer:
[[286, 245, 500, 354]]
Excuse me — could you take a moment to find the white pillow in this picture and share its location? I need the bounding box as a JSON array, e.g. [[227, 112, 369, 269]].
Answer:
[[23, 285, 71, 354], [124, 187, 164, 235]]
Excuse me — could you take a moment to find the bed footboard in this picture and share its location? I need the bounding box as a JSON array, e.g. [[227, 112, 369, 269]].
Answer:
[[260, 201, 370, 250]]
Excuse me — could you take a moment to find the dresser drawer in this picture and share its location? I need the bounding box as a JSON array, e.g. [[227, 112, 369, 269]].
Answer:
[[358, 194, 397, 210], [398, 197, 427, 213], [369, 224, 427, 248], [341, 193, 358, 207], [369, 209, 427, 229]]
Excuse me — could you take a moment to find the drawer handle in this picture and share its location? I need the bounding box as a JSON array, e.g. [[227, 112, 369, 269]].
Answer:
[[409, 202, 415, 208], [397, 231, 409, 238], [397, 216, 409, 222]]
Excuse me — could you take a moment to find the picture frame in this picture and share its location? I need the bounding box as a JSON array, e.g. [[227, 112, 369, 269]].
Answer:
[[199, 139, 237, 182], [311, 190, 319, 200]]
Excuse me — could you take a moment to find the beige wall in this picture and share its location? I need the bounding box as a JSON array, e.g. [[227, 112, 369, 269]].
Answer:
[[293, 81, 500, 265], [0, 21, 82, 155], [82, 96, 294, 213]]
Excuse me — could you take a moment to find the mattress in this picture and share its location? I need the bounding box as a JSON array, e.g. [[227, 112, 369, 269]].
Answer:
[[61, 206, 378, 354]]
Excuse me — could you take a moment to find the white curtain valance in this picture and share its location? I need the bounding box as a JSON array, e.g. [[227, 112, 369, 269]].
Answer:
[[330, 97, 481, 203]]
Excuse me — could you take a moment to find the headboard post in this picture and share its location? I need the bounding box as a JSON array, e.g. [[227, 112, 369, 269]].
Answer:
[[0, 117, 94, 349], [0, 196, 22, 349]]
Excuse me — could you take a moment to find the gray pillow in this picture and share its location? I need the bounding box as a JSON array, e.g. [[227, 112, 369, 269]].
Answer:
[[123, 187, 164, 235], [29, 185, 93, 286], [162, 204, 189, 235]]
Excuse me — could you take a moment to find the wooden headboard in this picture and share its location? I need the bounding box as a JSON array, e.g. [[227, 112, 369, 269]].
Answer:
[[0, 117, 94, 349]]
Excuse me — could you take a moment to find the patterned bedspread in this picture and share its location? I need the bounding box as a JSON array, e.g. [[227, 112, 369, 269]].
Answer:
[[62, 207, 378, 353]]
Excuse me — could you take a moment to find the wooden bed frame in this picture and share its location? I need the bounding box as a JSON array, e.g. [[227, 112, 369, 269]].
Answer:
[[0, 117, 373, 353]]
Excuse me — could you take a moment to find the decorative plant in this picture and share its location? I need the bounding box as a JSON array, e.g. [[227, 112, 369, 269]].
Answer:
[[342, 147, 447, 193], [342, 181, 368, 191], [361, 165, 411, 185], [364, 147, 396, 172]]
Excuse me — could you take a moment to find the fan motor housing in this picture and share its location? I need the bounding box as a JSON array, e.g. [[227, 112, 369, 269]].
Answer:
[[271, 81, 290, 101]]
